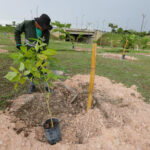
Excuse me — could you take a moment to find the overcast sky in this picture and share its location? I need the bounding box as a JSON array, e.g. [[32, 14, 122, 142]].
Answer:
[[0, 0, 150, 31]]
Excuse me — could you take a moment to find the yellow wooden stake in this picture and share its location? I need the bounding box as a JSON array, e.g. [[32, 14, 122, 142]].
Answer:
[[87, 43, 97, 111], [122, 40, 128, 55]]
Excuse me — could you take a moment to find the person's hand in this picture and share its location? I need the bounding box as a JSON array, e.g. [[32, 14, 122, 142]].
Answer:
[[16, 44, 21, 50]]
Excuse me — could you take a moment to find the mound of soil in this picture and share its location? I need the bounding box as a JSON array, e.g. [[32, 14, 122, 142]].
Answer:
[[99, 53, 137, 61], [0, 74, 150, 150], [10, 83, 96, 127]]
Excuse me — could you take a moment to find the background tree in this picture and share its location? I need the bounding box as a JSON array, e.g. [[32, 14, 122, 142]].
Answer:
[[76, 32, 84, 42], [51, 21, 71, 40], [108, 23, 118, 33], [121, 34, 138, 49], [108, 23, 118, 47], [12, 21, 16, 26], [117, 27, 124, 34], [140, 36, 149, 49], [52, 21, 76, 49]]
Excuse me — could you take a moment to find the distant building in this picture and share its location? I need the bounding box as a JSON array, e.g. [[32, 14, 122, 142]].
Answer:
[[51, 28, 103, 43]]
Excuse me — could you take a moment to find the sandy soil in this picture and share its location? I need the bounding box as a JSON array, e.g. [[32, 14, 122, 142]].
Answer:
[[0, 45, 5, 48], [99, 53, 137, 61], [0, 49, 8, 53], [0, 74, 150, 150], [75, 47, 91, 52], [97, 46, 118, 50], [136, 53, 150, 57]]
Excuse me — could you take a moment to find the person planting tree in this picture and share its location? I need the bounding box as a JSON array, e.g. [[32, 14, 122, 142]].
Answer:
[[14, 14, 53, 93]]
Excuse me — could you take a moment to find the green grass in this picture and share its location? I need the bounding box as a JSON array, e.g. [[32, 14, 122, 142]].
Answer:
[[98, 47, 150, 54], [0, 53, 27, 110], [0, 35, 13, 46], [49, 40, 92, 51], [0, 32, 24, 53], [0, 53, 15, 109], [49, 40, 73, 51], [1, 36, 150, 110], [0, 26, 15, 33]]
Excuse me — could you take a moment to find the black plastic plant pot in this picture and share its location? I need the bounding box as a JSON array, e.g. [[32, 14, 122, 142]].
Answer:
[[43, 118, 62, 145], [122, 54, 126, 59]]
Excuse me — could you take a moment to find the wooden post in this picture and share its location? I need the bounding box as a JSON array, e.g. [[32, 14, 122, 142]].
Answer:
[[122, 40, 128, 55], [87, 43, 97, 111]]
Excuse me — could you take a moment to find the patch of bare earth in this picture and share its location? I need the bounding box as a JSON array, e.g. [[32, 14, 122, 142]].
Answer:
[[0, 45, 5, 48], [99, 53, 137, 61], [75, 47, 91, 52], [136, 53, 150, 57], [0, 74, 150, 150], [0, 49, 8, 53], [97, 46, 116, 50]]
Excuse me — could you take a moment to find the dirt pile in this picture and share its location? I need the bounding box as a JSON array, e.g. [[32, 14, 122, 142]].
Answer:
[[0, 74, 150, 150], [99, 53, 137, 61], [10, 83, 96, 128], [63, 75, 150, 148]]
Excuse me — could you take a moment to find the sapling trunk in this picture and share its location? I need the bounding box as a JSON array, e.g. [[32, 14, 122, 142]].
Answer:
[[72, 42, 75, 49], [39, 85, 54, 128], [46, 92, 54, 128]]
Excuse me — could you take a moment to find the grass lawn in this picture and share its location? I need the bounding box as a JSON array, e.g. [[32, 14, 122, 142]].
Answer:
[[0, 37, 150, 110]]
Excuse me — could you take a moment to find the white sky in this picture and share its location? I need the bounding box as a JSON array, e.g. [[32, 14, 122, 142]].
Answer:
[[0, 0, 150, 31]]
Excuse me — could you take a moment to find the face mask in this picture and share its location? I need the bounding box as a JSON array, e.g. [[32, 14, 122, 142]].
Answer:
[[36, 28, 42, 38]]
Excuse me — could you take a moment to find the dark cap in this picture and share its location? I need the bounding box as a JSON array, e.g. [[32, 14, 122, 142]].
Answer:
[[35, 14, 53, 30]]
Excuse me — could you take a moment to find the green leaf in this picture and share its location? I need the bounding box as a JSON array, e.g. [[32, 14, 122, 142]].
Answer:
[[33, 80, 39, 85], [14, 83, 18, 91], [35, 43, 39, 52], [37, 54, 47, 60], [24, 70, 30, 76], [20, 46, 27, 53], [4, 72, 17, 81], [24, 60, 34, 70], [29, 38, 37, 41], [34, 72, 41, 78], [42, 49, 57, 56], [19, 77, 26, 84], [9, 53, 24, 63], [36, 60, 42, 67], [39, 43, 47, 48], [11, 74, 21, 82], [32, 67, 37, 72], [46, 73, 58, 82], [19, 62, 25, 71], [41, 68, 50, 73], [10, 66, 19, 73], [42, 62, 49, 67], [24, 50, 34, 58]]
